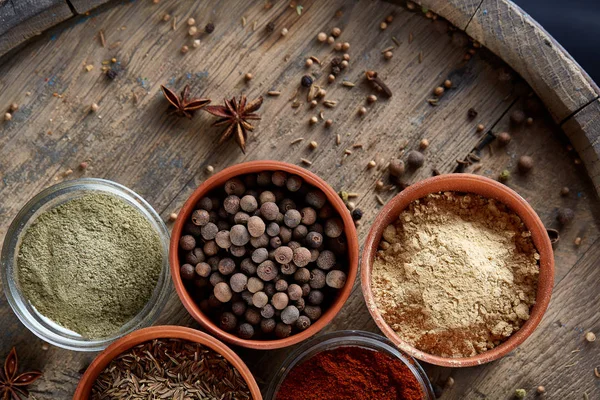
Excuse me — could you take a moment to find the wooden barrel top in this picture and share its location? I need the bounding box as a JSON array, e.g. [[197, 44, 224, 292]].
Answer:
[[0, 0, 598, 398]]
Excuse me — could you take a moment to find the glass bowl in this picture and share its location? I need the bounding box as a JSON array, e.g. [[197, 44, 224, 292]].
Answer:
[[1, 178, 171, 352], [265, 330, 435, 400]]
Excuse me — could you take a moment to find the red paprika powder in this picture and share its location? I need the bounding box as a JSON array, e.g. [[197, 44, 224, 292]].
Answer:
[[275, 346, 425, 400]]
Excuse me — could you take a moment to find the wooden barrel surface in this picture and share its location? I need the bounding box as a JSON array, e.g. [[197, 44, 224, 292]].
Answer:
[[0, 0, 598, 398]]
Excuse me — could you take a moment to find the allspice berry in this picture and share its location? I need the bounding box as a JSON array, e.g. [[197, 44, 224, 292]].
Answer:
[[293, 247, 312, 267], [296, 315, 311, 330], [230, 224, 250, 246], [261, 318, 276, 333], [287, 284, 303, 301], [497, 132, 511, 146], [219, 312, 237, 331], [214, 282, 232, 302], [388, 158, 405, 177], [230, 273, 248, 292], [517, 155, 533, 173], [326, 270, 347, 288], [324, 218, 343, 238], [237, 323, 254, 339], [179, 235, 196, 251], [281, 305, 300, 324], [180, 264, 195, 280], [252, 291, 269, 308], [260, 202, 279, 220], [284, 209, 302, 228], [274, 246, 294, 264], [309, 269, 326, 289], [275, 322, 292, 338], [195, 262, 211, 278], [407, 151, 425, 169], [317, 250, 336, 270], [247, 216, 266, 237], [257, 260, 278, 281], [557, 208, 574, 225], [272, 292, 289, 310], [510, 110, 526, 125]]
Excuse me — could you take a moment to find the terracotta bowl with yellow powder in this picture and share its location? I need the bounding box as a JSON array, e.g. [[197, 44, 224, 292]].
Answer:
[[361, 174, 554, 367]]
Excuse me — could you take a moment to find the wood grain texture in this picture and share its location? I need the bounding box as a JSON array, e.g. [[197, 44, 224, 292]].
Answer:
[[0, 0, 73, 56], [562, 100, 600, 193], [0, 0, 598, 399], [70, 0, 112, 14]]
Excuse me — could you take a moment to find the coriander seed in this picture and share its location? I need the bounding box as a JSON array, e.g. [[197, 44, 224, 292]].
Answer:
[[536, 386, 545, 394], [585, 331, 596, 342], [9, 103, 18, 112], [367, 94, 377, 104], [281, 27, 288, 36], [317, 32, 327, 42], [384, 51, 393, 60], [433, 86, 444, 96], [358, 106, 367, 116], [193, 39, 201, 48], [419, 138, 430, 149], [187, 18, 195, 26], [309, 116, 318, 125], [188, 26, 197, 35], [342, 42, 350, 51], [343, 53, 350, 61], [181, 45, 189, 54], [334, 42, 343, 51], [443, 79, 452, 88], [305, 58, 314, 68], [245, 73, 253, 81], [476, 124, 485, 132], [325, 119, 333, 128], [380, 21, 388, 30], [90, 103, 99, 112], [327, 36, 335, 44], [331, 27, 341, 37], [560, 187, 570, 196]]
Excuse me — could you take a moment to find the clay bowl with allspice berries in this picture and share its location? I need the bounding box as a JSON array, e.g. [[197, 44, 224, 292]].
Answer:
[[170, 160, 359, 349], [361, 174, 554, 367]]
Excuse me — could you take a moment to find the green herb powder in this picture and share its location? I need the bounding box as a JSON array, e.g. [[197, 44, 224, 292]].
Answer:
[[17, 193, 163, 338]]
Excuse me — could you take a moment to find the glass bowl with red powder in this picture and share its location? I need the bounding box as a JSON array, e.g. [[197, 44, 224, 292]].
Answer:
[[265, 330, 434, 400]]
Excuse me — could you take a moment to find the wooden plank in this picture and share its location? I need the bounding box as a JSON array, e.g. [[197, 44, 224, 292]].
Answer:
[[70, 0, 112, 14], [562, 100, 600, 193], [0, 0, 73, 57], [407, 0, 482, 30], [465, 0, 599, 123]]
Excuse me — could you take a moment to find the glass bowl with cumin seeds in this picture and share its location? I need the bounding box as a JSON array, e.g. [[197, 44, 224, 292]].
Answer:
[[1, 178, 171, 351]]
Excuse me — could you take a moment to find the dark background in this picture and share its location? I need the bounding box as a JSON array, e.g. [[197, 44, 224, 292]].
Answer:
[[515, 0, 599, 83]]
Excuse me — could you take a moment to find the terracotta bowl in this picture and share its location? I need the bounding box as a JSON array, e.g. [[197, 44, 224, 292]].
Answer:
[[361, 174, 554, 367], [170, 160, 359, 350], [73, 325, 262, 399]]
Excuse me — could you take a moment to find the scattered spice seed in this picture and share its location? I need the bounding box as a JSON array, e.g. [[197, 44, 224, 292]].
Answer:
[[187, 18, 195, 26], [301, 158, 313, 166], [188, 26, 197, 36], [301, 75, 314, 87], [427, 99, 439, 106], [79, 161, 89, 170], [497, 132, 511, 146], [309, 116, 318, 125], [434, 87, 444, 96], [332, 27, 341, 37], [467, 108, 478, 119], [327, 36, 335, 44], [281, 28, 288, 36], [419, 139, 429, 149], [323, 100, 337, 108], [310, 100, 318, 108], [172, 16, 177, 30], [309, 141, 318, 149], [328, 74, 336, 83], [310, 56, 321, 65], [585, 331, 596, 342], [594, 367, 600, 378], [557, 208, 574, 225], [476, 124, 485, 133], [409, 32, 414, 43], [515, 389, 526, 399], [574, 237, 582, 246], [357, 107, 367, 116], [4, 112, 12, 121], [317, 32, 327, 42], [381, 46, 394, 54], [267, 91, 281, 96], [365, 70, 392, 98], [375, 195, 384, 205], [518, 156, 534, 173], [181, 45, 189, 54], [241, 16, 247, 27], [384, 51, 393, 60], [444, 80, 452, 89], [526, 117, 533, 126], [290, 137, 304, 145], [418, 51, 423, 63], [343, 54, 350, 61], [90, 103, 99, 112], [336, 134, 341, 145], [537, 386, 546, 394], [305, 59, 314, 68], [266, 22, 275, 33], [368, 160, 377, 169], [245, 73, 253, 81], [498, 169, 510, 182], [342, 81, 355, 88], [162, 13, 170, 21], [169, 213, 178, 221], [560, 186, 570, 196], [325, 119, 333, 128], [192, 39, 201, 49]]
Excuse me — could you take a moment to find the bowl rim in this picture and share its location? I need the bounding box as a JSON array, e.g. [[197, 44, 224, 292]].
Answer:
[[0, 178, 171, 351], [264, 329, 435, 400], [72, 325, 263, 399], [360, 173, 554, 367], [170, 160, 359, 350]]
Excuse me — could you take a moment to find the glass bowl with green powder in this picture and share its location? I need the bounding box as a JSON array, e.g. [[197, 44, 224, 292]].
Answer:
[[1, 178, 171, 351]]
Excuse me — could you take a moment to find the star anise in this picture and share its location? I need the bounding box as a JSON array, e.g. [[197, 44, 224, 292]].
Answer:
[[0, 348, 42, 400], [203, 96, 263, 153], [160, 85, 211, 118]]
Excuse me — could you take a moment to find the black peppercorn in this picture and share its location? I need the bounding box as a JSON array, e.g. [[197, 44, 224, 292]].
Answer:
[[106, 69, 118, 80], [265, 21, 275, 33], [301, 75, 314, 87], [205, 22, 215, 33], [467, 108, 478, 119], [351, 208, 363, 221]]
